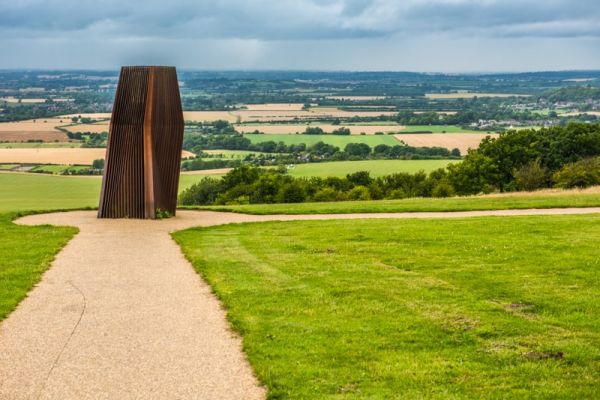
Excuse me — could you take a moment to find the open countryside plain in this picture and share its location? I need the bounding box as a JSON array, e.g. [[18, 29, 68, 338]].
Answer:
[[2, 65, 600, 399]]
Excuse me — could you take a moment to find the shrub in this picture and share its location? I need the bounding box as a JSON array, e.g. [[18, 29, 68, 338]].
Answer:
[[431, 181, 455, 198], [179, 177, 222, 205], [347, 186, 371, 200], [514, 160, 549, 191], [277, 182, 306, 203], [553, 157, 600, 189], [312, 187, 342, 202], [346, 171, 373, 186]]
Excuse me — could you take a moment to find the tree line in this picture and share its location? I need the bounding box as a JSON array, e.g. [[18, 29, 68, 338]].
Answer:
[[179, 123, 600, 205]]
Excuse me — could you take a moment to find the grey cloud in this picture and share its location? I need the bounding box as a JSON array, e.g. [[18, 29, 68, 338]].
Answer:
[[1, 0, 599, 40]]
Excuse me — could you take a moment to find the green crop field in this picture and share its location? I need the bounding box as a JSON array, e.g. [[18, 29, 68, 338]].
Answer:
[[244, 133, 400, 147], [201, 149, 279, 159], [401, 125, 489, 133], [174, 216, 600, 398], [0, 172, 224, 213], [0, 173, 100, 212], [285, 160, 456, 178]]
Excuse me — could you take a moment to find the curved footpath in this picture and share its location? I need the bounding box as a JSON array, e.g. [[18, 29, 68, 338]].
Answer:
[[1, 208, 600, 399]]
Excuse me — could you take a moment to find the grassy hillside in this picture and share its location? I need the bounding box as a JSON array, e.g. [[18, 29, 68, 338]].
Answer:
[[174, 216, 600, 398], [0, 173, 224, 212]]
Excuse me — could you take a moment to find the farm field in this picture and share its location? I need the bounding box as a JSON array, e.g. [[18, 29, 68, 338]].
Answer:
[[0, 149, 194, 165], [236, 123, 405, 135], [562, 111, 600, 117], [244, 133, 400, 147], [243, 103, 305, 111], [425, 93, 531, 99], [285, 160, 456, 178], [395, 133, 498, 154], [174, 216, 600, 398], [0, 142, 81, 148], [401, 125, 486, 133], [0, 172, 225, 212], [201, 149, 277, 159], [62, 123, 109, 133], [325, 95, 387, 100], [182, 108, 397, 123]]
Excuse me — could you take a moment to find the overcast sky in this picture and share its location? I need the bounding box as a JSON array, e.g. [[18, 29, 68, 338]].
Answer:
[[1, 0, 599, 72]]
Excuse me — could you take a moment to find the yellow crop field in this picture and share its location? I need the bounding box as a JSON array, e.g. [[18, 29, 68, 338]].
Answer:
[[0, 118, 69, 132], [0, 118, 71, 142], [235, 124, 405, 135], [561, 111, 600, 117], [0, 149, 194, 165], [425, 93, 530, 99], [183, 111, 238, 122], [394, 133, 498, 153], [63, 123, 110, 133], [0, 97, 46, 103], [60, 113, 112, 119], [325, 96, 387, 101], [243, 103, 305, 111]]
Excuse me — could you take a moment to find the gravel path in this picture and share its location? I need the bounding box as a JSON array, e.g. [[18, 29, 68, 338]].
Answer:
[[2, 207, 600, 399]]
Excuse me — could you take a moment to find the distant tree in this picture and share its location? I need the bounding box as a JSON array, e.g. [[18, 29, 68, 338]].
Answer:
[[92, 158, 105, 170], [304, 126, 324, 135], [346, 171, 373, 186], [344, 143, 371, 157], [332, 127, 351, 135]]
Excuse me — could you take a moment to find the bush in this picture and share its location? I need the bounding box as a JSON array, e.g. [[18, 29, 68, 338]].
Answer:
[[346, 171, 372, 186], [347, 186, 371, 200], [312, 187, 343, 202], [514, 160, 549, 191], [277, 182, 306, 203], [179, 177, 222, 205], [553, 157, 600, 189], [431, 181, 455, 198]]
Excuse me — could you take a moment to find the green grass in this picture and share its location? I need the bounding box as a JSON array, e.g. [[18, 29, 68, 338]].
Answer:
[[244, 133, 400, 147], [194, 190, 600, 214], [174, 216, 600, 399], [285, 160, 457, 178], [401, 125, 485, 133], [0, 212, 77, 320], [0, 172, 224, 212], [0, 173, 100, 212]]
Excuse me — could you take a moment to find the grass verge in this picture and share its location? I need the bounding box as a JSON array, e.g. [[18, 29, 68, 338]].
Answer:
[[0, 212, 78, 320], [174, 216, 600, 399]]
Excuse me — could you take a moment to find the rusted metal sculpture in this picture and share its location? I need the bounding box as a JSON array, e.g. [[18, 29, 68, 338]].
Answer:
[[98, 66, 184, 219]]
